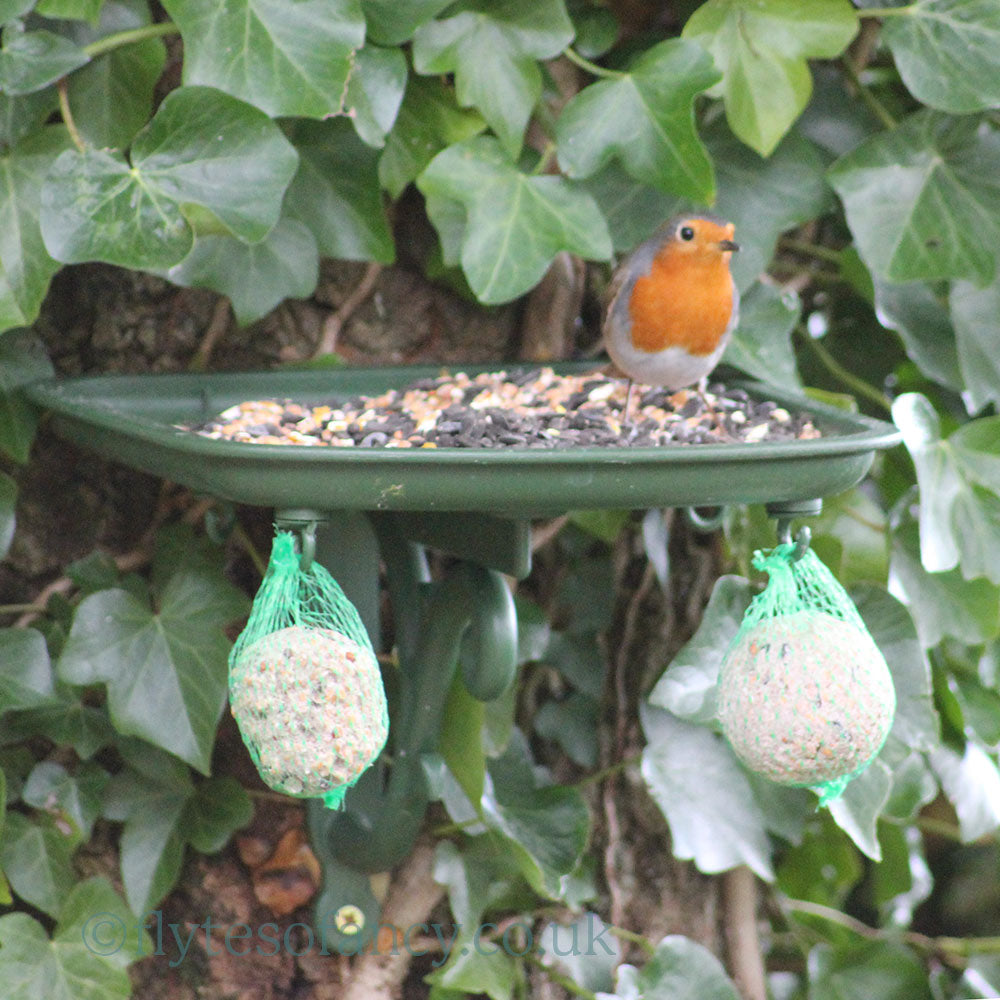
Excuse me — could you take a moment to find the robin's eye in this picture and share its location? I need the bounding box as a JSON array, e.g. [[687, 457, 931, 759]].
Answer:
[[679, 226, 695, 241]]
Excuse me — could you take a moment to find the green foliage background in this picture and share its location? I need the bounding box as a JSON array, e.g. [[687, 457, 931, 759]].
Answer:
[[1, 0, 1000, 997]]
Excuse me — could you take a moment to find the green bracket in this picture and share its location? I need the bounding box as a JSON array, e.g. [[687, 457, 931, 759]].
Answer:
[[307, 510, 518, 952], [766, 498, 821, 555], [388, 511, 533, 579]]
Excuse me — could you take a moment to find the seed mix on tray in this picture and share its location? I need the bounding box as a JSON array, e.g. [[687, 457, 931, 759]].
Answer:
[[184, 367, 821, 448]]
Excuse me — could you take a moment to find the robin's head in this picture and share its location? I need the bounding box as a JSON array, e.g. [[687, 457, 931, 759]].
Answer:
[[658, 216, 739, 262]]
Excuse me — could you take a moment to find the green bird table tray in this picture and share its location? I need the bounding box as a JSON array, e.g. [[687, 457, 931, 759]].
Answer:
[[25, 361, 902, 948]]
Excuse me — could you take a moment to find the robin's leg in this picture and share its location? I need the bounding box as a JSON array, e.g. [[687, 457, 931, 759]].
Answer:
[[622, 378, 636, 433], [694, 374, 712, 412]]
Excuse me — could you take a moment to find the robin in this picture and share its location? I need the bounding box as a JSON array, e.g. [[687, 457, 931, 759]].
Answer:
[[603, 214, 740, 428]]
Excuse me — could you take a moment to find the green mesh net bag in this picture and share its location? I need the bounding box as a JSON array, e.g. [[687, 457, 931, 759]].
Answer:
[[228, 530, 388, 809], [716, 540, 895, 804]]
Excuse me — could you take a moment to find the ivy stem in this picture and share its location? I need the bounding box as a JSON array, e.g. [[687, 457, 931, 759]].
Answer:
[[608, 923, 657, 957], [794, 325, 893, 414], [57, 78, 86, 153], [429, 815, 484, 838], [83, 20, 179, 60], [839, 55, 898, 130], [524, 954, 599, 1000], [0, 603, 46, 616], [531, 141, 558, 175], [857, 6, 911, 17], [563, 46, 626, 79], [778, 237, 843, 267], [230, 521, 268, 579], [573, 753, 643, 787], [780, 896, 1000, 960]]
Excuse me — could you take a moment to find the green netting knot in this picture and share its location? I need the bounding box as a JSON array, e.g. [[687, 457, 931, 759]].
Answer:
[[228, 531, 389, 809], [718, 543, 895, 805]]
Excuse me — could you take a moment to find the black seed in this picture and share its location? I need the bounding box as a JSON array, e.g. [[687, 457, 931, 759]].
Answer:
[[679, 397, 703, 419]]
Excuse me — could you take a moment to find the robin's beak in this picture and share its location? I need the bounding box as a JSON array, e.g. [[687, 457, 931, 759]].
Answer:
[[718, 239, 740, 252]]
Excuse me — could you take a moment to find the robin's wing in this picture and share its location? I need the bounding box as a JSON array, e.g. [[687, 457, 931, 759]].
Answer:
[[602, 227, 671, 330], [725, 278, 740, 336]]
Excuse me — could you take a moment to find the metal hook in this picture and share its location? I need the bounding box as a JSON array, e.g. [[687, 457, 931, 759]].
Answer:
[[776, 518, 811, 562], [776, 516, 793, 546], [298, 520, 317, 572], [685, 505, 726, 533], [274, 509, 326, 573]]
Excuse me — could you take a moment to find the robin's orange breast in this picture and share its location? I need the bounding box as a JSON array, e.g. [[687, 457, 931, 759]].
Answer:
[[627, 250, 735, 357]]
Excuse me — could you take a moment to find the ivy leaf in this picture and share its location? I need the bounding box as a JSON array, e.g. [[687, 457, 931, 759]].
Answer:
[[568, 0, 618, 59], [579, 123, 830, 285], [724, 283, 801, 390], [931, 741, 1000, 842], [0, 471, 13, 558], [480, 730, 589, 898], [880, 0, 1000, 113], [889, 517, 1000, 647], [682, 0, 858, 156], [0, 2, 34, 20], [345, 45, 407, 148], [440, 674, 487, 804], [427, 944, 516, 1000], [612, 936, 740, 1000], [3, 696, 115, 760], [432, 839, 523, 930], [777, 808, 861, 906], [61, 876, 151, 967], [640, 704, 774, 881], [892, 393, 1000, 584], [556, 38, 720, 203], [58, 536, 248, 773], [40, 86, 298, 270], [63, 0, 168, 150], [808, 941, 933, 1000], [533, 693, 598, 768], [361, 0, 453, 44], [417, 136, 611, 304], [648, 575, 750, 725], [826, 760, 892, 861], [853, 585, 939, 752], [428, 840, 524, 997], [707, 125, 833, 291], [883, 750, 938, 822], [165, 219, 319, 327], [950, 279, 1000, 414], [181, 776, 252, 854], [0, 627, 55, 711], [22, 761, 109, 841], [577, 163, 681, 256], [37, 0, 104, 19], [284, 118, 394, 263], [0, 811, 76, 917], [102, 746, 249, 913], [0, 877, 147, 1000], [412, 0, 574, 158], [0, 129, 72, 336], [378, 75, 486, 200], [873, 279, 963, 393], [0, 27, 89, 96], [101, 742, 191, 914], [538, 913, 620, 994], [828, 110, 1000, 285], [161, 0, 365, 119], [810, 488, 889, 590], [0, 89, 58, 148], [0, 330, 53, 463]]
